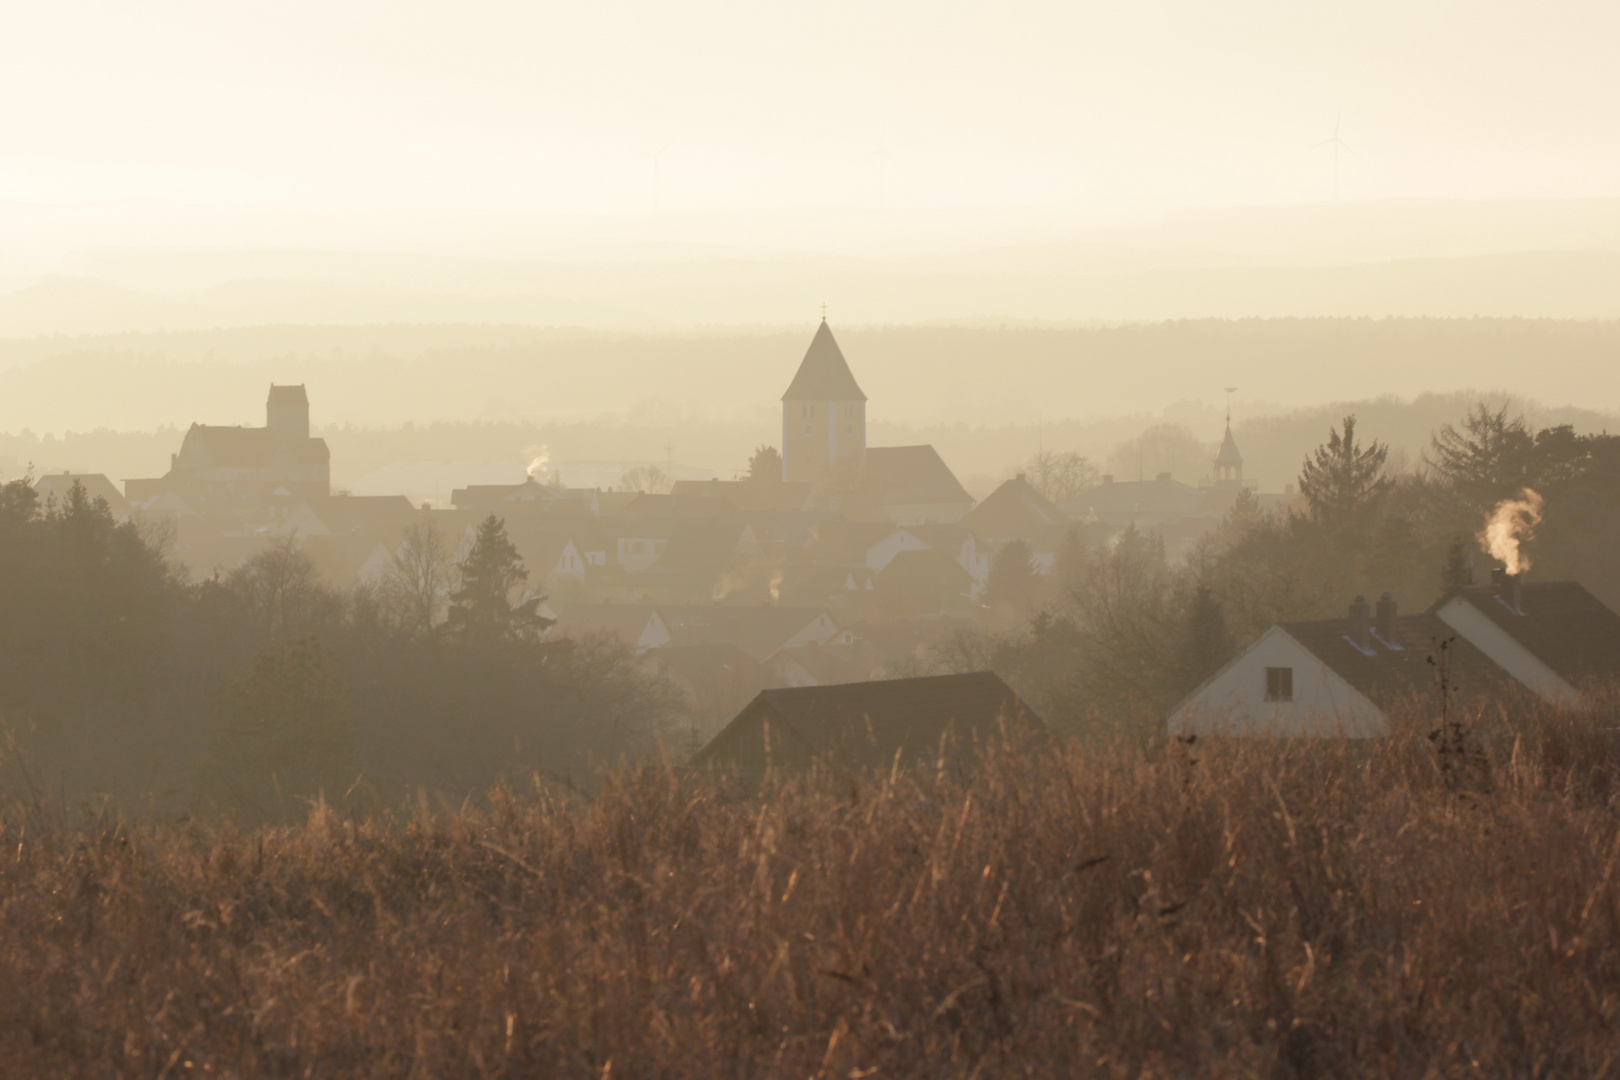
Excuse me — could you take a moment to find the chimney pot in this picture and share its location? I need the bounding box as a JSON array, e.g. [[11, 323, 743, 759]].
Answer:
[[1375, 592, 1397, 642], [1348, 595, 1371, 650]]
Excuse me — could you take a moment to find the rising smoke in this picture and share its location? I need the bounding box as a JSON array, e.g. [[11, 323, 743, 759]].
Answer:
[[1480, 488, 1545, 576], [524, 445, 551, 482]]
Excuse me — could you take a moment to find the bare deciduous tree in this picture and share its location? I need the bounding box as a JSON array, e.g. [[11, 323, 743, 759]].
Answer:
[[1024, 450, 1098, 504], [383, 516, 453, 638], [619, 464, 674, 494]]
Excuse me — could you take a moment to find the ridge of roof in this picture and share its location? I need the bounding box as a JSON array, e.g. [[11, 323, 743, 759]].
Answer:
[[1276, 611, 1518, 705], [1435, 580, 1620, 685], [781, 321, 867, 402]]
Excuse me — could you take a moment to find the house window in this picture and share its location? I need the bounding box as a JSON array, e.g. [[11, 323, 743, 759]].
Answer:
[[1265, 667, 1293, 702]]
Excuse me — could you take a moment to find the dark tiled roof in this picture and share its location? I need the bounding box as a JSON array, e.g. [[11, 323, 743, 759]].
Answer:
[[1279, 612, 1519, 707], [864, 446, 973, 507], [781, 321, 867, 402], [1441, 581, 1620, 686], [181, 425, 329, 469], [962, 477, 1067, 543], [699, 671, 1041, 768]]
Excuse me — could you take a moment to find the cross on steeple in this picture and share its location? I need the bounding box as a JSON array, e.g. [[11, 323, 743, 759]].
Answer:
[[820, 302, 828, 321]]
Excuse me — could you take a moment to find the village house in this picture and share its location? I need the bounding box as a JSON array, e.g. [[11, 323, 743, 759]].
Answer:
[[961, 473, 1070, 573], [1432, 572, 1620, 707], [33, 472, 132, 521], [693, 671, 1043, 775], [1168, 592, 1522, 738]]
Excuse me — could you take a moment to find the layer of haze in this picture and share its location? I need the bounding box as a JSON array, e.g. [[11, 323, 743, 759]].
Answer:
[[5, 1, 1620, 477]]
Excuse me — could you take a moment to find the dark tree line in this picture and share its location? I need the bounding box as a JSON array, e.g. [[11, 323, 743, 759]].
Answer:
[[0, 488, 679, 821]]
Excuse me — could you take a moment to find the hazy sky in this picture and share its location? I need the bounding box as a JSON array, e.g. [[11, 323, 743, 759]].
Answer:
[[5, 0, 1620, 257]]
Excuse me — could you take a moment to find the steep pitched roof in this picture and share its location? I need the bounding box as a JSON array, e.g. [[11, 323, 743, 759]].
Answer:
[[1437, 580, 1620, 687], [1278, 612, 1519, 707], [962, 476, 1067, 543], [33, 473, 131, 518], [863, 446, 973, 507], [179, 425, 329, 469], [1215, 422, 1243, 466], [696, 671, 1042, 768], [781, 321, 867, 402]]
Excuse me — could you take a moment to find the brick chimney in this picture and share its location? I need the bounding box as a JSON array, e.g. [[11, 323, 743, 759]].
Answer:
[[1375, 592, 1396, 642], [1348, 595, 1371, 650]]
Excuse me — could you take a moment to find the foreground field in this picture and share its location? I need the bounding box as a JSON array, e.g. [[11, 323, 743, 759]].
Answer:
[[4, 712, 1620, 1078]]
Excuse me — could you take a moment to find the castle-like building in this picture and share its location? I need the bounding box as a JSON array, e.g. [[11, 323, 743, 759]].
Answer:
[[127, 384, 330, 508]]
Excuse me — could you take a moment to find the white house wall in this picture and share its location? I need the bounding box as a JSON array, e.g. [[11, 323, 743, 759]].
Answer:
[[1169, 627, 1388, 739]]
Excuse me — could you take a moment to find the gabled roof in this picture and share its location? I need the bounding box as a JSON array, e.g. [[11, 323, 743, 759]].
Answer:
[[450, 478, 560, 509], [33, 473, 131, 517], [696, 671, 1041, 768], [1278, 612, 1518, 706], [1436, 581, 1620, 687], [863, 446, 973, 507], [962, 476, 1067, 544], [1215, 422, 1243, 466], [178, 425, 329, 469], [781, 321, 867, 402]]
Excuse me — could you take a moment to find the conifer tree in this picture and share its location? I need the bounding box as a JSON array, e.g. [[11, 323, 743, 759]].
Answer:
[[447, 513, 552, 644]]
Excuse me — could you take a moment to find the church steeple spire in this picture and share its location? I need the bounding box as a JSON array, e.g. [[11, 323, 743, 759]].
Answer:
[[1214, 388, 1243, 488]]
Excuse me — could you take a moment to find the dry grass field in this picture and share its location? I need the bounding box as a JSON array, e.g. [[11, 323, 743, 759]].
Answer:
[[4, 703, 1620, 1078]]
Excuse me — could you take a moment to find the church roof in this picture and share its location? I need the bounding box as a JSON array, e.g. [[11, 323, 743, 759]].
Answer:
[[863, 446, 973, 507], [1215, 423, 1243, 466], [781, 321, 867, 402]]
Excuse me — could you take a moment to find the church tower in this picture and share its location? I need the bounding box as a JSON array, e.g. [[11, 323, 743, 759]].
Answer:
[[781, 319, 866, 484], [267, 384, 311, 442], [1214, 418, 1244, 488]]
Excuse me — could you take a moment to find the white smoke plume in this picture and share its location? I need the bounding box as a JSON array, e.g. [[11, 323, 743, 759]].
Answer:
[[524, 445, 551, 481], [1479, 488, 1544, 576]]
